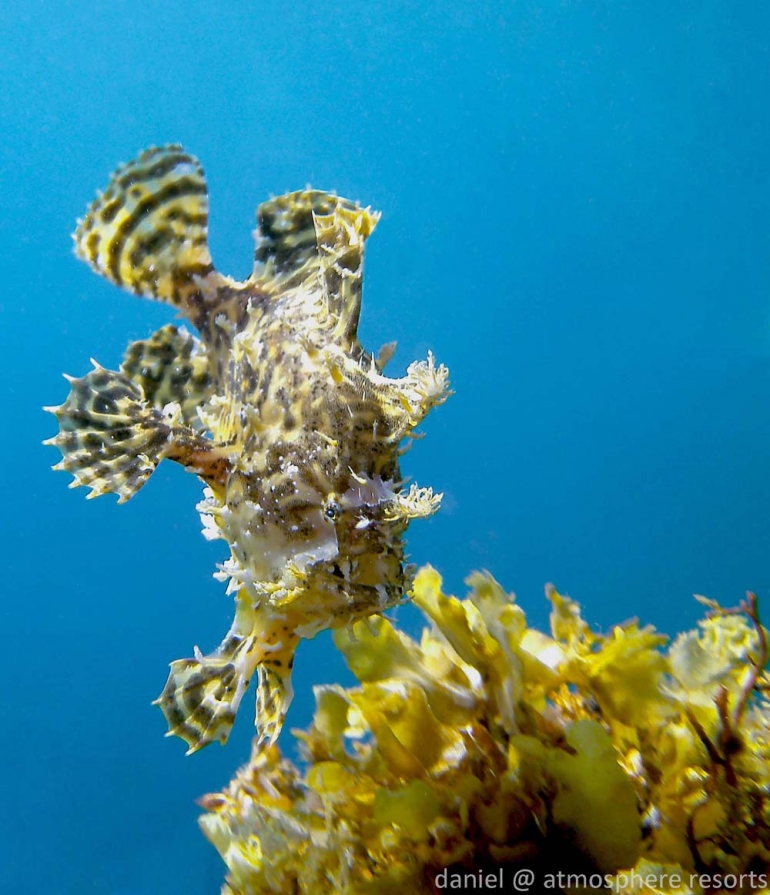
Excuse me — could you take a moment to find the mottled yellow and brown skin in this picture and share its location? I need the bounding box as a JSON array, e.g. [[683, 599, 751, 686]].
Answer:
[[45, 146, 450, 752]]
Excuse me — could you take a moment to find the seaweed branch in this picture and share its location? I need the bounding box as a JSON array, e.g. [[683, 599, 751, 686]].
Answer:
[[687, 591, 767, 789]]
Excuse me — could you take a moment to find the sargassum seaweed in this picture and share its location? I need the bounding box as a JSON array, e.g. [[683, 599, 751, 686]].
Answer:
[[200, 567, 770, 895]]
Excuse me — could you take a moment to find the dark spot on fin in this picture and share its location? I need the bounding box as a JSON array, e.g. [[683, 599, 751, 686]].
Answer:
[[73, 145, 222, 325], [121, 324, 211, 431]]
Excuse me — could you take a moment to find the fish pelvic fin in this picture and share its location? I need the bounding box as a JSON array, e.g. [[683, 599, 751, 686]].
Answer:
[[255, 655, 296, 747], [155, 604, 300, 753]]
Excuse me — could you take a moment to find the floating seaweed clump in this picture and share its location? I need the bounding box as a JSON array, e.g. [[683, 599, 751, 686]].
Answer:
[[200, 567, 770, 894]]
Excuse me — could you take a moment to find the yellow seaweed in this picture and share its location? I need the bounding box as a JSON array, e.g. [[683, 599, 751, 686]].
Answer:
[[200, 567, 770, 894]]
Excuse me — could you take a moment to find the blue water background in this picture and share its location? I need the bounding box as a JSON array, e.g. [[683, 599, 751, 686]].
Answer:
[[1, 2, 769, 892]]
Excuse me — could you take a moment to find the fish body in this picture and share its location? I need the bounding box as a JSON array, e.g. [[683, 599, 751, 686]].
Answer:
[[46, 146, 450, 752]]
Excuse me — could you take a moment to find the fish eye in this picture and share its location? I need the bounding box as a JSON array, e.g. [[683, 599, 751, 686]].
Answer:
[[324, 498, 341, 521]]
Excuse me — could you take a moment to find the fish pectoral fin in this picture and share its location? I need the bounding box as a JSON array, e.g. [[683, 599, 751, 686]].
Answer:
[[73, 145, 226, 325], [45, 364, 228, 502], [120, 324, 212, 430]]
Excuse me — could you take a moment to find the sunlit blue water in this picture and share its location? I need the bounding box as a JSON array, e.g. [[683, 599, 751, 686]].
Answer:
[[2, 2, 769, 892]]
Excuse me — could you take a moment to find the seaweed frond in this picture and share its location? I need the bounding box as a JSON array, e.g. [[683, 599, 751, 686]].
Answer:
[[200, 567, 770, 894]]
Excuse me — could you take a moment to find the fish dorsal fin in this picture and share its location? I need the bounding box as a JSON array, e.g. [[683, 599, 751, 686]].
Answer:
[[252, 189, 339, 284], [252, 189, 379, 346], [74, 145, 221, 324], [313, 201, 380, 348]]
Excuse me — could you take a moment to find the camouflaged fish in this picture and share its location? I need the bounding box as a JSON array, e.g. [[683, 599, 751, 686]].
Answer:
[[45, 145, 450, 753]]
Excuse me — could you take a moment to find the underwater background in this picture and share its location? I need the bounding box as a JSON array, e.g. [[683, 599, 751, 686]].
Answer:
[[1, 1, 769, 892]]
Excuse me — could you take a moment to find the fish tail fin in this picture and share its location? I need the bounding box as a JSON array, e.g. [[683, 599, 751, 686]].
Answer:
[[155, 607, 300, 753], [73, 145, 222, 325]]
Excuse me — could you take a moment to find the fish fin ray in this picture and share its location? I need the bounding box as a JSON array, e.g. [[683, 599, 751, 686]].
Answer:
[[253, 189, 378, 297], [154, 651, 248, 754], [45, 366, 174, 501]]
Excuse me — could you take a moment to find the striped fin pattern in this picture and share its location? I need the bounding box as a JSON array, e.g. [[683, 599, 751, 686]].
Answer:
[[253, 189, 378, 288], [154, 604, 300, 753], [73, 145, 215, 316], [45, 362, 228, 502], [120, 324, 211, 431], [154, 652, 248, 754], [44, 364, 178, 502], [254, 659, 295, 746]]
